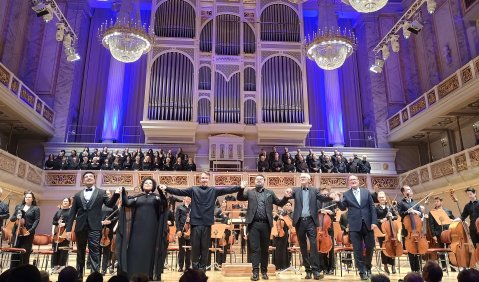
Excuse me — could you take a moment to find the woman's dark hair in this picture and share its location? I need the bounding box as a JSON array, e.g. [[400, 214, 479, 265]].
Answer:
[[23, 190, 37, 206], [422, 260, 442, 282], [457, 268, 479, 282], [62, 197, 72, 205], [48, 154, 54, 160], [465, 187, 476, 194], [10, 264, 41, 282], [86, 271, 103, 282], [140, 177, 157, 193]]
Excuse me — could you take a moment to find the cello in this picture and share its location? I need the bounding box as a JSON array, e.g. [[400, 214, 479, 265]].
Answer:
[[317, 203, 334, 254], [381, 204, 403, 258], [402, 193, 430, 256]]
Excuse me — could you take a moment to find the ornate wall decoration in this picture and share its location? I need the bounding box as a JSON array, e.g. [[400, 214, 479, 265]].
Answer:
[[26, 168, 42, 185], [427, 90, 436, 105], [409, 97, 426, 118], [45, 173, 77, 186], [431, 159, 454, 179], [437, 75, 459, 99], [199, 93, 210, 98], [420, 168, 429, 183], [215, 175, 242, 186], [475, 58, 479, 75], [388, 114, 401, 131], [401, 109, 409, 122], [244, 93, 255, 99], [244, 11, 255, 19], [216, 65, 240, 80], [455, 154, 468, 172], [261, 51, 278, 62], [248, 174, 257, 187], [283, 51, 302, 63], [17, 163, 26, 179], [43, 106, 54, 124], [217, 5, 240, 14], [160, 175, 188, 186], [469, 148, 479, 167], [371, 176, 399, 190], [0, 64, 10, 87], [138, 173, 154, 186], [0, 152, 16, 174], [320, 177, 347, 188], [267, 176, 295, 188], [35, 100, 43, 114], [195, 174, 202, 186], [20, 86, 35, 108], [102, 173, 133, 186], [152, 46, 171, 57], [461, 66, 473, 84], [402, 171, 419, 187], [10, 77, 19, 94]]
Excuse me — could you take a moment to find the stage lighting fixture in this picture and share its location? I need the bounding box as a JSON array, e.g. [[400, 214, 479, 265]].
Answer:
[[407, 20, 423, 34], [66, 48, 80, 62], [390, 35, 400, 52], [63, 33, 72, 49], [427, 0, 437, 14], [402, 21, 411, 39], [370, 58, 384, 73], [382, 44, 390, 60], [56, 22, 65, 41], [31, 1, 50, 17]]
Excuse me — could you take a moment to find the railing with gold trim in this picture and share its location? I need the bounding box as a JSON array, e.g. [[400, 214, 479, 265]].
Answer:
[[0, 149, 44, 190]]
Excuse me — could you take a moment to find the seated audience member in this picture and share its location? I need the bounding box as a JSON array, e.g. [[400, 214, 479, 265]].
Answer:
[[270, 153, 283, 172], [370, 274, 390, 282], [257, 155, 269, 172], [173, 157, 184, 171], [308, 154, 321, 173], [90, 157, 101, 170], [86, 271, 103, 282], [403, 272, 424, 282], [122, 155, 132, 170], [132, 156, 142, 171], [295, 154, 309, 172], [129, 273, 149, 282], [422, 260, 442, 282], [69, 156, 80, 170], [185, 157, 197, 171], [142, 155, 152, 171], [359, 155, 371, 173], [39, 270, 50, 282], [321, 155, 334, 173], [334, 155, 347, 173], [179, 269, 208, 282], [457, 268, 479, 282], [112, 157, 122, 171], [283, 158, 296, 172], [60, 156, 69, 170], [58, 266, 79, 282], [163, 157, 173, 171], [45, 154, 56, 170], [101, 158, 112, 170], [80, 156, 90, 170], [152, 156, 162, 171]]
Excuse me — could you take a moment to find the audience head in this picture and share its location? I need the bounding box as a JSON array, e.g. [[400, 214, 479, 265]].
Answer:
[[86, 272, 103, 282], [179, 269, 208, 282], [465, 187, 476, 201], [58, 266, 78, 282], [422, 260, 442, 282], [403, 272, 424, 282], [108, 275, 129, 282], [457, 268, 479, 282], [9, 264, 41, 282], [39, 270, 50, 282], [370, 274, 390, 282], [0, 268, 11, 281], [129, 273, 148, 282]]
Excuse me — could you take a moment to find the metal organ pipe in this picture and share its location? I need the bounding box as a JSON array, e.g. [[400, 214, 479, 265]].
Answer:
[[155, 0, 195, 38], [260, 4, 300, 42]]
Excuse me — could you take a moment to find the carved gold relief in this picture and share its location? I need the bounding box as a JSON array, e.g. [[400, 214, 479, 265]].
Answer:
[[215, 175, 242, 186], [461, 66, 473, 84], [10, 78, 19, 94], [427, 91, 436, 105], [469, 148, 479, 167], [267, 176, 295, 188], [438, 75, 459, 99], [402, 171, 419, 187], [409, 97, 426, 118], [45, 173, 77, 186], [160, 175, 188, 186], [420, 168, 429, 183], [382, 163, 389, 170], [0, 65, 10, 87], [26, 168, 42, 185], [0, 153, 16, 174], [17, 163, 26, 178], [371, 177, 399, 190], [431, 159, 454, 179], [138, 173, 154, 186], [455, 154, 467, 172], [102, 173, 133, 186], [320, 177, 347, 188], [401, 109, 409, 122], [388, 114, 401, 131]]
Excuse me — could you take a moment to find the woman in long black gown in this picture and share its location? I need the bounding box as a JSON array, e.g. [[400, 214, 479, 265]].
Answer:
[[116, 177, 168, 279]]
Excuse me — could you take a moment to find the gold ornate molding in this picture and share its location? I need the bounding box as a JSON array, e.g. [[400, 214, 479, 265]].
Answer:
[[455, 154, 468, 172], [431, 159, 454, 179], [160, 175, 188, 186], [102, 173, 133, 186], [420, 168, 429, 183], [45, 173, 77, 186], [371, 176, 399, 189], [215, 175, 242, 186], [0, 152, 16, 174]]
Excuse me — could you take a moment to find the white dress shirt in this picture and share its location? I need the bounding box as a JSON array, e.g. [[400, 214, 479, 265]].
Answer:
[[84, 186, 95, 202], [352, 188, 360, 205]]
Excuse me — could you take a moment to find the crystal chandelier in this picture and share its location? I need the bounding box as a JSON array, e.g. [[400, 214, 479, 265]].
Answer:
[[344, 0, 388, 13], [98, 0, 153, 63], [305, 27, 357, 70]]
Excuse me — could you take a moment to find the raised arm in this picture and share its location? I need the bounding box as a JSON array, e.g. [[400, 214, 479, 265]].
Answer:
[[104, 188, 121, 208], [217, 186, 242, 197], [165, 186, 193, 197], [237, 188, 248, 201]]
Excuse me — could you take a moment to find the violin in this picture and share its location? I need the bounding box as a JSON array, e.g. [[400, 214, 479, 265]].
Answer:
[[289, 227, 299, 246], [402, 195, 429, 255], [53, 216, 66, 245], [100, 208, 119, 247], [381, 204, 403, 258], [183, 210, 191, 239], [316, 206, 333, 254]]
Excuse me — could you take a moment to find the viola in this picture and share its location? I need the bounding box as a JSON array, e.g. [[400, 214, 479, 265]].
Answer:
[[316, 209, 333, 254], [289, 227, 299, 246], [381, 205, 403, 258], [183, 211, 191, 239], [100, 227, 111, 247], [53, 216, 66, 244]]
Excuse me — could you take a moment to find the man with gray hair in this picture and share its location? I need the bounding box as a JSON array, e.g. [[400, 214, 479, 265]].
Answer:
[[359, 155, 371, 174]]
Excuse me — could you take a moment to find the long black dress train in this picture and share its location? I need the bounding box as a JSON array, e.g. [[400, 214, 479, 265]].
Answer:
[[116, 190, 168, 279]]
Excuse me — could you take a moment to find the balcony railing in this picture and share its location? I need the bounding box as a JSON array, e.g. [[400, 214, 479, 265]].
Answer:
[[0, 149, 44, 193], [387, 55, 479, 133], [0, 62, 55, 125]]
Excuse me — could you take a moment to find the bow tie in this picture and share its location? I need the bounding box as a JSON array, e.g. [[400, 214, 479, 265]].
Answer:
[[85, 188, 93, 192]]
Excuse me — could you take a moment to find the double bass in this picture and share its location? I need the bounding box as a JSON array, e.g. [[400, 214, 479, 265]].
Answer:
[[421, 197, 439, 261], [316, 204, 333, 254]]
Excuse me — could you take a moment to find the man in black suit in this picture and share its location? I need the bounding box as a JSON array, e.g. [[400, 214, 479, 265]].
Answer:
[[289, 173, 332, 280], [176, 196, 192, 272], [66, 171, 120, 279], [337, 175, 378, 280], [237, 174, 291, 281], [396, 185, 422, 273]]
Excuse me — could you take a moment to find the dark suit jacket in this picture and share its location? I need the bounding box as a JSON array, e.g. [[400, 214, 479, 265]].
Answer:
[[290, 187, 331, 227], [237, 188, 289, 228], [396, 198, 422, 236], [337, 188, 378, 232], [10, 204, 40, 234], [66, 187, 119, 232]]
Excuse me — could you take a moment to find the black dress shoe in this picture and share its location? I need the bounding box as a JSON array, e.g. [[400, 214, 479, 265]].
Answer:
[[305, 272, 312, 279], [262, 273, 269, 280], [313, 272, 324, 280], [251, 273, 259, 281], [360, 274, 368, 280], [391, 266, 396, 274]]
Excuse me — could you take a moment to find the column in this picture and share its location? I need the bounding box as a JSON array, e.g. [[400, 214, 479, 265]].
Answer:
[[101, 59, 126, 142]]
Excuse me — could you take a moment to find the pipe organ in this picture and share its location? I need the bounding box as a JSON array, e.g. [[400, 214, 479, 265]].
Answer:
[[141, 0, 311, 145]]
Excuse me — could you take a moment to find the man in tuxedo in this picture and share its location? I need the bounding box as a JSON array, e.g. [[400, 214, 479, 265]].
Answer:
[[289, 173, 332, 280], [237, 174, 291, 281], [337, 175, 378, 280], [66, 172, 120, 279]]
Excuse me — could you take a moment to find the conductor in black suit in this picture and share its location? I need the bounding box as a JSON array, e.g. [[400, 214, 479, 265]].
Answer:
[[237, 174, 291, 281], [337, 175, 378, 280], [289, 173, 332, 280], [66, 172, 120, 279]]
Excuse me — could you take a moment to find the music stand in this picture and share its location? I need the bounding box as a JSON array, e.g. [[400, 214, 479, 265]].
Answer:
[[279, 228, 301, 275], [209, 224, 227, 271], [430, 209, 452, 226]]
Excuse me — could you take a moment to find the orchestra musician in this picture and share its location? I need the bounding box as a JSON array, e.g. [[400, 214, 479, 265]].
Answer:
[[51, 197, 71, 273], [288, 173, 332, 280], [65, 172, 120, 280], [100, 190, 119, 275], [176, 196, 192, 272], [318, 188, 336, 275], [236, 174, 291, 281], [336, 175, 378, 281], [160, 171, 246, 271], [453, 187, 479, 247], [428, 196, 454, 270], [9, 190, 40, 268], [213, 200, 230, 269], [273, 202, 292, 271], [396, 185, 422, 273], [375, 191, 397, 274]]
